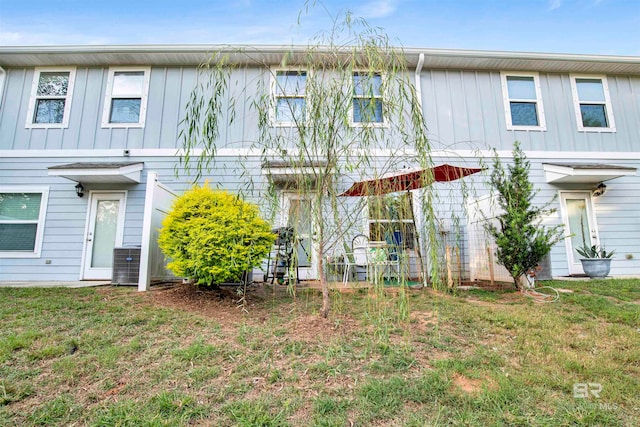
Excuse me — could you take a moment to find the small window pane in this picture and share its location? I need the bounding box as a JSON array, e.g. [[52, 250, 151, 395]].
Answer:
[[276, 98, 305, 122], [37, 72, 69, 96], [576, 79, 605, 102], [110, 98, 141, 123], [506, 76, 536, 100], [0, 193, 42, 221], [0, 224, 38, 251], [353, 99, 383, 123], [276, 72, 306, 97], [354, 73, 382, 97], [112, 72, 144, 96], [34, 99, 65, 124], [580, 104, 608, 127], [510, 102, 539, 126]]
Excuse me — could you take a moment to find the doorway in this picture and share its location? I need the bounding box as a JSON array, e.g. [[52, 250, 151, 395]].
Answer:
[[82, 192, 126, 280], [560, 191, 598, 275], [282, 193, 315, 280]]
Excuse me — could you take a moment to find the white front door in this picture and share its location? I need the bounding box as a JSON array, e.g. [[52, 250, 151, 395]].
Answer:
[[82, 192, 126, 280], [283, 193, 316, 280], [560, 191, 599, 275]]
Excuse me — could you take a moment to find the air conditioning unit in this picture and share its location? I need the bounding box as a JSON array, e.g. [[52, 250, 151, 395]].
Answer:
[[112, 247, 141, 286]]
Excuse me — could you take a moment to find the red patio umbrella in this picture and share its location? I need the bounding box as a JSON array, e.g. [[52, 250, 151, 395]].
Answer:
[[339, 163, 483, 196], [339, 163, 483, 283]]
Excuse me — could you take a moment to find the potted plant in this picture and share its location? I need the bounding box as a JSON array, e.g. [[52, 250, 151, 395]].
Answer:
[[576, 244, 615, 278]]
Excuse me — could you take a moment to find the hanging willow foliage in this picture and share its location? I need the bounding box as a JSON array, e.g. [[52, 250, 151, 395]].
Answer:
[[177, 4, 447, 322]]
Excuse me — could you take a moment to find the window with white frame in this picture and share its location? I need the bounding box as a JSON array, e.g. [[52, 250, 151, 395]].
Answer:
[[102, 67, 150, 127], [368, 193, 415, 249], [570, 75, 615, 131], [272, 70, 307, 125], [26, 68, 76, 128], [0, 188, 49, 257], [500, 72, 545, 130], [353, 72, 384, 124]]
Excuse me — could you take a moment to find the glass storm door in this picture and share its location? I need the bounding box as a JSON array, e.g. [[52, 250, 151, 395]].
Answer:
[[82, 192, 126, 280], [284, 194, 315, 280], [560, 192, 598, 275]]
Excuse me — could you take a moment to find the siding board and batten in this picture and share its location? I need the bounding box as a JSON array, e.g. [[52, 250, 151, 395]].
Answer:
[[0, 45, 638, 282]]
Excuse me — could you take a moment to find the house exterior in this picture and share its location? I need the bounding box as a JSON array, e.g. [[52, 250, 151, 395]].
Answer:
[[0, 45, 638, 287]]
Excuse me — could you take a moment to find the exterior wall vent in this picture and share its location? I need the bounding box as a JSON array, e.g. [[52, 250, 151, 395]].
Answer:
[[112, 247, 141, 286]]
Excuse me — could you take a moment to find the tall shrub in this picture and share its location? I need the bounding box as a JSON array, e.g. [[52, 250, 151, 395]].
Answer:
[[158, 185, 275, 286], [485, 142, 564, 289]]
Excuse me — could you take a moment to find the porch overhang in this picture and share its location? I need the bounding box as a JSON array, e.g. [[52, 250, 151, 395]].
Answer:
[[48, 162, 144, 184], [261, 160, 328, 186], [542, 163, 636, 184]]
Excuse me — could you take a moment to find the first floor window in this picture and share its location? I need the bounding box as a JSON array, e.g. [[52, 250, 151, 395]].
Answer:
[[26, 68, 76, 128], [0, 189, 48, 257], [368, 193, 415, 250], [102, 68, 150, 127]]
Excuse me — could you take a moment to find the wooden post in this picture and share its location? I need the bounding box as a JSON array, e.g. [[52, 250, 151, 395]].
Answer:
[[446, 246, 453, 288], [455, 246, 462, 287], [486, 246, 495, 286]]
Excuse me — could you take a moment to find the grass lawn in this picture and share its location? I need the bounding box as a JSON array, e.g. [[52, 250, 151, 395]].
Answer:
[[1, 279, 638, 426]]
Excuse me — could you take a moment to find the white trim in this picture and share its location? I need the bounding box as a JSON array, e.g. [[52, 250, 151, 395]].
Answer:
[[500, 71, 546, 131], [570, 74, 616, 132], [0, 186, 49, 258], [2, 147, 640, 161], [3, 147, 640, 163], [270, 68, 308, 127], [559, 191, 600, 275], [80, 190, 127, 280], [350, 71, 388, 128], [25, 67, 76, 129], [101, 66, 151, 128]]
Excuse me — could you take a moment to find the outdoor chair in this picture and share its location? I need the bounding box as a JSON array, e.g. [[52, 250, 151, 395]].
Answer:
[[342, 234, 400, 284]]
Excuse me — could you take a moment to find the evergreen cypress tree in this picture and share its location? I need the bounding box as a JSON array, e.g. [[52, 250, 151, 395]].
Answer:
[[485, 142, 564, 289]]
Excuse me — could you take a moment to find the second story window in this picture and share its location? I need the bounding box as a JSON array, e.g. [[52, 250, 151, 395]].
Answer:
[[570, 75, 615, 132], [26, 68, 76, 128], [500, 72, 545, 130], [353, 72, 384, 124], [273, 70, 306, 125], [102, 67, 150, 127]]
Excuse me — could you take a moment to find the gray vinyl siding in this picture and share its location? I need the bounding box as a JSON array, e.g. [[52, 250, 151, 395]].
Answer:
[[1, 61, 638, 282], [421, 70, 640, 152], [0, 155, 273, 281], [0, 66, 266, 152]]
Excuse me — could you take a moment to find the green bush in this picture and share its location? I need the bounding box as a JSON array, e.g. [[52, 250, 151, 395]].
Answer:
[[158, 185, 275, 285]]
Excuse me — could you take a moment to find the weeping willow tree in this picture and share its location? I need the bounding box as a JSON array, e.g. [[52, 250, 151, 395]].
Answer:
[[179, 6, 441, 318]]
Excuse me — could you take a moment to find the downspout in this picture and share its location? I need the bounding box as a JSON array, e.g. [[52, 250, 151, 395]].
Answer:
[[0, 66, 6, 110], [414, 53, 424, 110]]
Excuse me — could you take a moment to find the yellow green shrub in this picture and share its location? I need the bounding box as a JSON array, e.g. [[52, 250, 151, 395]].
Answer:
[[158, 185, 275, 285]]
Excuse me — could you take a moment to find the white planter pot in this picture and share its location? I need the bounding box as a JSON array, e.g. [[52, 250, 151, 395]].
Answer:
[[580, 258, 612, 278]]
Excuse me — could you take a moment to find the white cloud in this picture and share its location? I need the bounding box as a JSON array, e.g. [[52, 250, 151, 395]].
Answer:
[[548, 0, 562, 10], [355, 0, 398, 19]]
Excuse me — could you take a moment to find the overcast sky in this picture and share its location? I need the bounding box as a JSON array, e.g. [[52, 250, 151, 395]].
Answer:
[[1, 0, 638, 56]]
